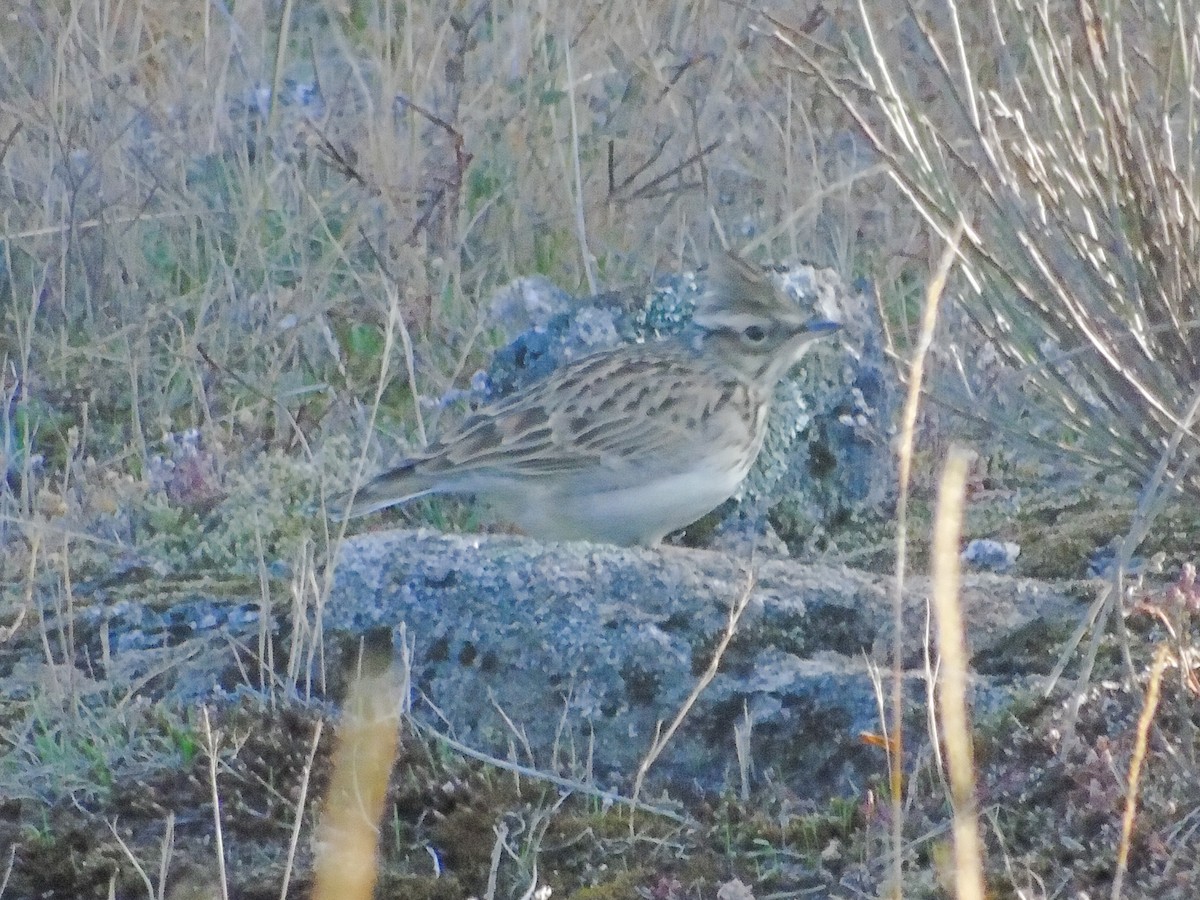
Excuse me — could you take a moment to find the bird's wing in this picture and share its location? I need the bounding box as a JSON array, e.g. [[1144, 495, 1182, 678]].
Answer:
[[419, 345, 752, 479]]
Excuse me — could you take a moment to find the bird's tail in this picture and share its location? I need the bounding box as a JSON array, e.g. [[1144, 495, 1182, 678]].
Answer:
[[328, 461, 435, 520]]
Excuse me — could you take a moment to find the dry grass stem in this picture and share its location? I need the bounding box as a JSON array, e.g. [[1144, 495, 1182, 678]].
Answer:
[[405, 715, 693, 828], [107, 817, 156, 900], [280, 719, 324, 900], [629, 566, 757, 821], [156, 813, 175, 900], [311, 662, 401, 900], [931, 446, 985, 900], [1112, 645, 1171, 900], [734, 702, 753, 802], [266, 0, 297, 137], [563, 37, 597, 295], [484, 819, 508, 900], [0, 843, 14, 899], [886, 221, 965, 896], [199, 706, 230, 900], [777, 2, 1200, 495]]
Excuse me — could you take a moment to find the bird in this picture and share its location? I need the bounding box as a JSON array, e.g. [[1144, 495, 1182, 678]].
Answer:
[[334, 252, 840, 547]]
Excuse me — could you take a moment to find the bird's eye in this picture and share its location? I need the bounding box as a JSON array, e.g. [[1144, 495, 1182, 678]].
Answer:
[[742, 325, 768, 343]]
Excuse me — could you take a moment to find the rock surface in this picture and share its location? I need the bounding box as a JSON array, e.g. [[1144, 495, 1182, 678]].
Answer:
[[328, 528, 1082, 799]]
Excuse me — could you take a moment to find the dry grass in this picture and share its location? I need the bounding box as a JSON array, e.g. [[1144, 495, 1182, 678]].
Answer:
[[2, 0, 1199, 897], [773, 0, 1200, 497], [0, 0, 880, 502]]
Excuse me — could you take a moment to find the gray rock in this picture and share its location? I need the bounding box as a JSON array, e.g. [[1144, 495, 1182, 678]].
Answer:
[[328, 528, 1080, 799]]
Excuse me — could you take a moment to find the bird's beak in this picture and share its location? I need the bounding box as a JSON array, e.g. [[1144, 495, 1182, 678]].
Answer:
[[804, 317, 841, 334]]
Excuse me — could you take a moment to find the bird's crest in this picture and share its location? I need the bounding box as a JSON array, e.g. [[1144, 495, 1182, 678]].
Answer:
[[693, 252, 794, 330]]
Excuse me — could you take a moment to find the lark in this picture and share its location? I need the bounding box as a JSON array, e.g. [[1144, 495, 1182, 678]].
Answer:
[[335, 253, 840, 546]]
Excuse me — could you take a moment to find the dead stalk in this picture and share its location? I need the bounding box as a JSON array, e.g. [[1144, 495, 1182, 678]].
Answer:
[[931, 446, 985, 900], [280, 719, 324, 900], [887, 221, 965, 894], [311, 661, 401, 900], [1112, 645, 1170, 900], [630, 566, 757, 823], [407, 715, 694, 827], [199, 706, 230, 900], [107, 818, 155, 900]]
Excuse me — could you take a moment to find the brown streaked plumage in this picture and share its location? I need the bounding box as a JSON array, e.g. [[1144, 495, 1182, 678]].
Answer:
[[334, 252, 840, 546]]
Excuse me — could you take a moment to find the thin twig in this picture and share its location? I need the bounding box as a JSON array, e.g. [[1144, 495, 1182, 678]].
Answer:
[[155, 813, 175, 900], [886, 220, 965, 896], [624, 140, 722, 201], [199, 706, 230, 900], [1112, 645, 1170, 900], [279, 719, 324, 900], [195, 345, 312, 458], [630, 566, 758, 821], [563, 36, 597, 294], [107, 819, 155, 900], [407, 716, 695, 828]]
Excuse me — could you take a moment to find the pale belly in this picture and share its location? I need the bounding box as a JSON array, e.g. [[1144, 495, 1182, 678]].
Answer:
[[449, 396, 769, 546], [497, 458, 754, 547]]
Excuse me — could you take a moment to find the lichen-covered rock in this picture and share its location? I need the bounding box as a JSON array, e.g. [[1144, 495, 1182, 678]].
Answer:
[[327, 528, 1080, 799]]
